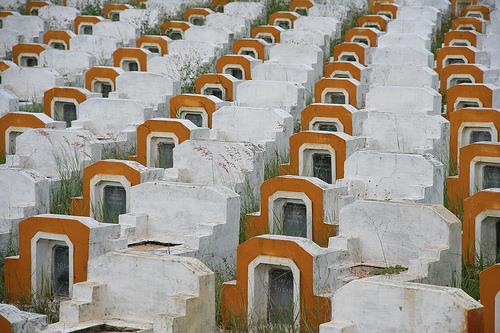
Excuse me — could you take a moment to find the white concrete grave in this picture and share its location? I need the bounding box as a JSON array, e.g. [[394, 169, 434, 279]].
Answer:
[[6, 128, 100, 178], [294, 16, 340, 39], [38, 4, 79, 29], [368, 64, 439, 90], [51, 251, 215, 333], [223, 1, 265, 22], [0, 89, 19, 117], [269, 43, 324, 81], [235, 80, 306, 120], [371, 46, 434, 67], [114, 72, 181, 116], [2, 15, 44, 43], [206, 12, 249, 38], [40, 49, 94, 83], [366, 86, 442, 115], [71, 35, 121, 65], [120, 8, 160, 30], [121, 181, 239, 267], [73, 98, 152, 140], [170, 139, 264, 198], [1, 67, 63, 102], [93, 21, 137, 46], [0, 304, 47, 333], [212, 105, 293, 161], [0, 29, 22, 58], [184, 26, 233, 51], [252, 62, 316, 94], [341, 151, 444, 204]]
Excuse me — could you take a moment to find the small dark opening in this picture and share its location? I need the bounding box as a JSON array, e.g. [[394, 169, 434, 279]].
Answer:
[[313, 152, 332, 184], [469, 130, 492, 143], [184, 112, 203, 127], [282, 202, 307, 237], [483, 165, 500, 189], [268, 268, 294, 325], [103, 185, 126, 223], [111, 12, 120, 22], [52, 245, 69, 298], [157, 142, 174, 168]]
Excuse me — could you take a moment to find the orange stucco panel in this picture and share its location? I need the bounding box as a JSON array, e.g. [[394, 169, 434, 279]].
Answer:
[[232, 39, 268, 60], [314, 78, 358, 108], [300, 103, 354, 135], [84, 67, 121, 91], [452, 17, 484, 33], [73, 16, 102, 34], [371, 3, 398, 19], [4, 216, 91, 302], [43, 87, 88, 118], [194, 74, 235, 102], [221, 237, 331, 332], [462, 191, 500, 264], [112, 48, 148, 72], [446, 84, 493, 116], [251, 25, 282, 43], [289, 0, 313, 10], [357, 15, 388, 31], [215, 55, 253, 80], [103, 3, 130, 19], [134, 119, 192, 166], [12, 44, 46, 65], [461, 5, 490, 20], [345, 27, 378, 47], [0, 113, 46, 155], [71, 160, 142, 216], [43, 30, 71, 49], [183, 8, 212, 21], [160, 21, 191, 35], [444, 30, 479, 47], [439, 63, 484, 92], [136, 36, 169, 56], [170, 94, 218, 128], [324, 61, 363, 81], [245, 176, 336, 246], [268, 11, 300, 28], [480, 264, 500, 333], [333, 42, 367, 66], [436, 46, 477, 75]]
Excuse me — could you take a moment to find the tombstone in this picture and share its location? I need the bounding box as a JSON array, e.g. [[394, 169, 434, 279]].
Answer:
[[120, 181, 239, 267], [40, 49, 94, 83], [233, 38, 271, 60], [2, 15, 44, 43], [452, 16, 486, 33], [7, 128, 100, 178], [38, 4, 79, 29], [378, 32, 431, 51], [253, 63, 316, 94], [314, 78, 366, 109], [462, 190, 500, 267], [342, 151, 444, 204], [215, 54, 262, 80], [332, 42, 371, 66], [224, 1, 265, 22], [120, 8, 160, 30], [300, 103, 367, 136], [369, 64, 438, 89], [221, 235, 334, 331], [321, 279, 483, 332], [49, 251, 214, 332], [0, 167, 50, 255], [71, 34, 120, 63], [372, 46, 434, 67], [480, 263, 500, 333], [371, 3, 398, 20], [235, 80, 306, 120], [269, 11, 300, 30], [184, 25, 233, 51], [0, 112, 64, 156], [160, 20, 192, 40], [283, 131, 365, 184], [103, 3, 132, 22], [84, 66, 124, 98], [205, 12, 249, 38], [366, 86, 442, 114], [449, 108, 499, 170], [195, 73, 240, 102], [212, 105, 293, 157], [358, 15, 389, 32], [0, 89, 19, 117], [281, 29, 330, 55], [251, 25, 284, 44], [183, 7, 214, 26], [1, 67, 63, 103], [435, 46, 489, 74], [444, 30, 484, 48], [73, 98, 151, 140], [93, 21, 137, 46], [170, 94, 228, 129], [439, 64, 500, 92], [446, 84, 500, 115], [269, 43, 323, 80], [294, 16, 340, 38], [245, 175, 345, 245], [3, 215, 124, 302], [113, 47, 156, 72], [43, 87, 98, 126], [12, 43, 46, 68], [0, 304, 47, 332], [0, 29, 22, 58], [324, 61, 369, 84], [136, 35, 170, 56], [73, 15, 103, 36], [114, 71, 181, 116]]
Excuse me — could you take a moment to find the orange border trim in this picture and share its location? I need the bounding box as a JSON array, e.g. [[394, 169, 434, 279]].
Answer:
[[480, 263, 500, 333], [160, 21, 191, 35], [371, 3, 398, 19], [43, 30, 72, 49], [194, 73, 236, 102], [0, 112, 46, 155], [251, 25, 282, 43], [435, 46, 477, 75], [449, 108, 500, 172], [215, 55, 254, 80], [462, 190, 500, 264], [281, 131, 348, 181], [103, 3, 131, 19], [232, 38, 269, 60], [314, 78, 359, 108], [26, 1, 49, 15], [84, 66, 122, 91], [451, 16, 484, 33], [221, 236, 331, 331], [245, 176, 336, 246], [133, 118, 192, 166], [183, 8, 213, 22], [12, 44, 46, 65], [439, 63, 484, 92], [444, 30, 480, 47], [70, 160, 142, 216], [112, 47, 149, 72], [357, 15, 388, 31], [461, 5, 490, 20], [4, 215, 91, 302], [43, 87, 89, 118], [300, 103, 354, 134], [445, 83, 494, 116], [268, 11, 300, 28], [345, 27, 378, 47], [136, 36, 169, 56], [324, 61, 365, 81], [170, 94, 218, 128], [447, 143, 500, 213], [73, 16, 102, 34], [333, 42, 368, 66]]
